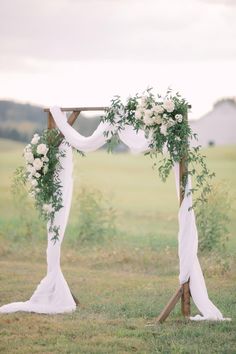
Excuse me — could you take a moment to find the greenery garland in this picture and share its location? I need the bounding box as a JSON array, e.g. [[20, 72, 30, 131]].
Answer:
[[102, 88, 215, 208]]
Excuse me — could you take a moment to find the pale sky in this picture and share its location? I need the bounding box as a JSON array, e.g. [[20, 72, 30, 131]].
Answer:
[[0, 0, 236, 118]]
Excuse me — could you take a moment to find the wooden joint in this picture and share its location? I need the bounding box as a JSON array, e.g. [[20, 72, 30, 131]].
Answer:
[[68, 111, 80, 126], [47, 112, 56, 130]]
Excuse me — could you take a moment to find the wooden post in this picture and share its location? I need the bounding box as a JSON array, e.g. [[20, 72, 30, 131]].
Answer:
[[156, 111, 191, 322], [179, 113, 191, 317]]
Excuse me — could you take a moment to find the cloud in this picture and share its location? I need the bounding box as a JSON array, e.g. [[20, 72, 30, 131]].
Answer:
[[200, 0, 236, 6], [0, 0, 235, 70]]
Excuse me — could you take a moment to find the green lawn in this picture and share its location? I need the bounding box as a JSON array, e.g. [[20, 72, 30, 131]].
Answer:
[[0, 138, 235, 354]]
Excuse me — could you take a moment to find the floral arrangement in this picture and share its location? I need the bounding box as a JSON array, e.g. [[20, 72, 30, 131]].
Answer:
[[13, 88, 214, 244], [14, 129, 65, 242], [102, 88, 215, 207]]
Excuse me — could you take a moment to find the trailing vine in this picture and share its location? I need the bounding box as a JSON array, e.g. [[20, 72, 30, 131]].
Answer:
[[102, 88, 215, 208]]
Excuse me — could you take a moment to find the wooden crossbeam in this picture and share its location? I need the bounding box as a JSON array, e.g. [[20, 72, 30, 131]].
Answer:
[[44, 107, 108, 113]]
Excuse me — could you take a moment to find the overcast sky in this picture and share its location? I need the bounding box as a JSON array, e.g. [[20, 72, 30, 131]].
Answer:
[[0, 0, 235, 118]]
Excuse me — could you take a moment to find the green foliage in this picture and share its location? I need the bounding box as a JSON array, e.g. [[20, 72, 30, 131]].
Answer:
[[13, 129, 65, 242], [72, 186, 116, 244], [196, 182, 231, 253]]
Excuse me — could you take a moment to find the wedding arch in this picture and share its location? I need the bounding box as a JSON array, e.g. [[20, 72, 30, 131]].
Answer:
[[0, 90, 228, 322]]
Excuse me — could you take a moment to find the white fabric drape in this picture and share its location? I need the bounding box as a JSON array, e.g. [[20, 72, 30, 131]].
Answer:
[[0, 142, 76, 314], [0, 106, 229, 320]]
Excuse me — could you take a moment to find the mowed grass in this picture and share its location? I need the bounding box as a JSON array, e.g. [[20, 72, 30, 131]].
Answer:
[[0, 138, 236, 354]]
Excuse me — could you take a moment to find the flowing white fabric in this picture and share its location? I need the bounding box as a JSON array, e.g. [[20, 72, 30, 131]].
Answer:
[[0, 106, 229, 320], [0, 142, 76, 314], [173, 165, 230, 321]]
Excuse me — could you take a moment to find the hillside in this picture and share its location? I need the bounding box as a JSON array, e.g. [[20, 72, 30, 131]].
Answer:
[[0, 100, 45, 142], [0, 100, 101, 142]]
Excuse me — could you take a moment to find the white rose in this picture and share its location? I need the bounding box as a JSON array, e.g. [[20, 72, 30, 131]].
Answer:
[[27, 165, 36, 175], [42, 156, 49, 163], [42, 203, 54, 214], [154, 115, 162, 125], [31, 134, 40, 145], [33, 158, 43, 171], [37, 143, 48, 156], [135, 109, 143, 120], [24, 151, 34, 163], [24, 144, 31, 153], [175, 114, 183, 123], [30, 178, 38, 187], [163, 99, 175, 113], [143, 109, 154, 126], [160, 124, 168, 136], [153, 105, 164, 114]]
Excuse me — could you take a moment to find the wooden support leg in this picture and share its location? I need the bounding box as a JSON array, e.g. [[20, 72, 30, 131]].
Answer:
[[156, 286, 183, 323]]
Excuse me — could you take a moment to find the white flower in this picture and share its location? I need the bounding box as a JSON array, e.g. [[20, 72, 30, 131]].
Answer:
[[167, 119, 176, 128], [24, 144, 31, 153], [43, 165, 48, 174], [160, 124, 168, 136], [24, 151, 34, 163], [42, 156, 49, 163], [35, 172, 41, 178], [175, 114, 183, 123], [27, 164, 36, 175], [143, 109, 154, 126], [154, 115, 162, 125], [36, 143, 48, 156], [30, 178, 38, 187], [163, 113, 168, 119], [163, 99, 175, 113], [135, 109, 143, 120], [176, 136, 181, 141], [30, 191, 36, 198], [42, 203, 54, 214], [153, 104, 164, 115], [33, 158, 43, 171], [31, 134, 40, 145]]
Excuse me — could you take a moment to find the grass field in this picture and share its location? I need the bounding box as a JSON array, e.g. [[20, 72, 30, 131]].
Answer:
[[0, 138, 235, 354]]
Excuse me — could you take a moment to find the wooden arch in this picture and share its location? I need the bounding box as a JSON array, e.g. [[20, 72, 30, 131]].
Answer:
[[44, 106, 191, 323]]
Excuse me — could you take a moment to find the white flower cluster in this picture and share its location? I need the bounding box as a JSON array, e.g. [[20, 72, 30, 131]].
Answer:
[[42, 203, 54, 214], [135, 96, 183, 137], [23, 133, 51, 203]]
